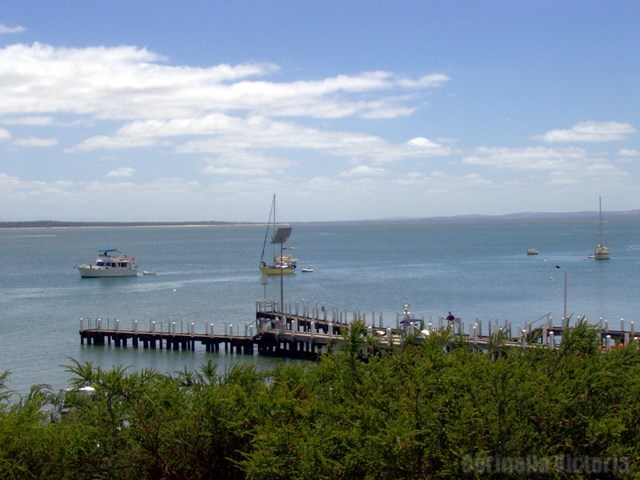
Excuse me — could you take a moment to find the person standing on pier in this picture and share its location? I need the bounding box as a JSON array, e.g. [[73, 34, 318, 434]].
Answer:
[[446, 311, 455, 328]]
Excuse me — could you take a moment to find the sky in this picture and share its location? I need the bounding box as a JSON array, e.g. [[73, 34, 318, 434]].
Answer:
[[0, 1, 638, 222]]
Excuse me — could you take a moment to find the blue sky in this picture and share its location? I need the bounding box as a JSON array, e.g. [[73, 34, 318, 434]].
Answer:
[[0, 1, 638, 222]]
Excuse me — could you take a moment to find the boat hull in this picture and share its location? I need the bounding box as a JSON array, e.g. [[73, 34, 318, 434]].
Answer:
[[260, 265, 295, 275], [77, 266, 138, 278]]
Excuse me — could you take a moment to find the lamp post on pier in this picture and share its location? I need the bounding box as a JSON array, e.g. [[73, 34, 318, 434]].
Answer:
[[555, 265, 568, 329]]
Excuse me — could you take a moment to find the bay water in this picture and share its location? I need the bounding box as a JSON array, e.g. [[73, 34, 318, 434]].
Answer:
[[1, 217, 639, 396]]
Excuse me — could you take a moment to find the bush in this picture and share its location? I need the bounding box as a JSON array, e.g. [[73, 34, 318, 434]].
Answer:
[[1, 323, 639, 478]]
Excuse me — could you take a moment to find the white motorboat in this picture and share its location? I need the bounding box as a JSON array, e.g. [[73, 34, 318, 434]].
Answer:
[[76, 249, 138, 278]]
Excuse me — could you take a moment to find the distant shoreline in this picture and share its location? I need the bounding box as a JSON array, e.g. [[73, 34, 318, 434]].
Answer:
[[1, 210, 639, 229], [0, 221, 252, 229]]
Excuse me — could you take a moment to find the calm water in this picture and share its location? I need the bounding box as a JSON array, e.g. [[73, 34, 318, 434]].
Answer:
[[1, 218, 639, 395]]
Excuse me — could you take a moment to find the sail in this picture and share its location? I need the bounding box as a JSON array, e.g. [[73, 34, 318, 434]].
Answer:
[[271, 226, 292, 245]]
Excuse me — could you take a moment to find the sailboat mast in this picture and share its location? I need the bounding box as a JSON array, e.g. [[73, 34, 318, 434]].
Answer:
[[598, 196, 604, 246], [593, 195, 610, 259], [276, 195, 284, 311], [260, 194, 276, 264]]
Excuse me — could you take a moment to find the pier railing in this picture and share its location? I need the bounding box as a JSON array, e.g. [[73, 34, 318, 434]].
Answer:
[[79, 316, 258, 338], [78, 301, 638, 359]]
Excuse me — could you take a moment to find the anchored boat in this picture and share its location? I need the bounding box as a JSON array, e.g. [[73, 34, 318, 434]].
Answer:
[[260, 195, 296, 275], [593, 196, 610, 260], [76, 249, 138, 278]]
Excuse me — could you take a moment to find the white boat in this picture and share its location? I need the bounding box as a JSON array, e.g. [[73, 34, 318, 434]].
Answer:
[[52, 386, 96, 422], [398, 303, 421, 334], [301, 267, 314, 273], [260, 195, 296, 275], [593, 196, 610, 260], [76, 249, 138, 278], [276, 252, 298, 268], [527, 248, 539, 256]]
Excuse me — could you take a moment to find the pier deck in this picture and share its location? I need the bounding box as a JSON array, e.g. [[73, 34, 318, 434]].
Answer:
[[79, 301, 636, 360]]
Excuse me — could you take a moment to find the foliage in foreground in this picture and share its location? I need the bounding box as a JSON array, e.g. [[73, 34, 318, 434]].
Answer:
[[1, 322, 639, 479]]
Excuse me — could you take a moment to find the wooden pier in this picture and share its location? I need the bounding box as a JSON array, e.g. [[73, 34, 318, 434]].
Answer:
[[79, 300, 637, 360]]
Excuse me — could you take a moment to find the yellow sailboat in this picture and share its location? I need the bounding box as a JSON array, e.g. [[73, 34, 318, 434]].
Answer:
[[260, 195, 296, 275]]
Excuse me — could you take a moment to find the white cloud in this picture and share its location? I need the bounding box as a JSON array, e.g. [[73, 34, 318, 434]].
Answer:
[[340, 165, 389, 177], [536, 121, 637, 143], [2, 116, 54, 126], [463, 146, 587, 170], [462, 146, 628, 183], [0, 173, 208, 221], [117, 114, 238, 138], [546, 172, 581, 187], [92, 115, 451, 167], [0, 23, 25, 34], [12, 136, 58, 147], [396, 73, 450, 88], [202, 152, 295, 176], [406, 137, 452, 156], [0, 43, 277, 120], [395, 170, 492, 189], [619, 148, 639, 157], [0, 42, 453, 191], [0, 172, 20, 185], [6, 40, 636, 221], [0, 43, 446, 123], [107, 167, 136, 178], [68, 135, 158, 152]]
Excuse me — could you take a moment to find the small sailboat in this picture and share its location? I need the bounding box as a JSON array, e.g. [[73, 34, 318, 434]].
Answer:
[[525, 223, 539, 255], [593, 196, 610, 260], [260, 195, 296, 275]]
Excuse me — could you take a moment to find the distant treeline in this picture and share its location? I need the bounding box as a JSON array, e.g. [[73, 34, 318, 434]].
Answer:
[[0, 220, 244, 228], [338, 209, 640, 225], [2, 209, 640, 228]]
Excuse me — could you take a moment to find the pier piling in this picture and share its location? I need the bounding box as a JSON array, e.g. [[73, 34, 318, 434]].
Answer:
[[79, 303, 636, 360]]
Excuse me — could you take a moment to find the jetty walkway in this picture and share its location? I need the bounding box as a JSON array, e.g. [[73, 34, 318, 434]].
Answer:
[[79, 301, 636, 360]]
